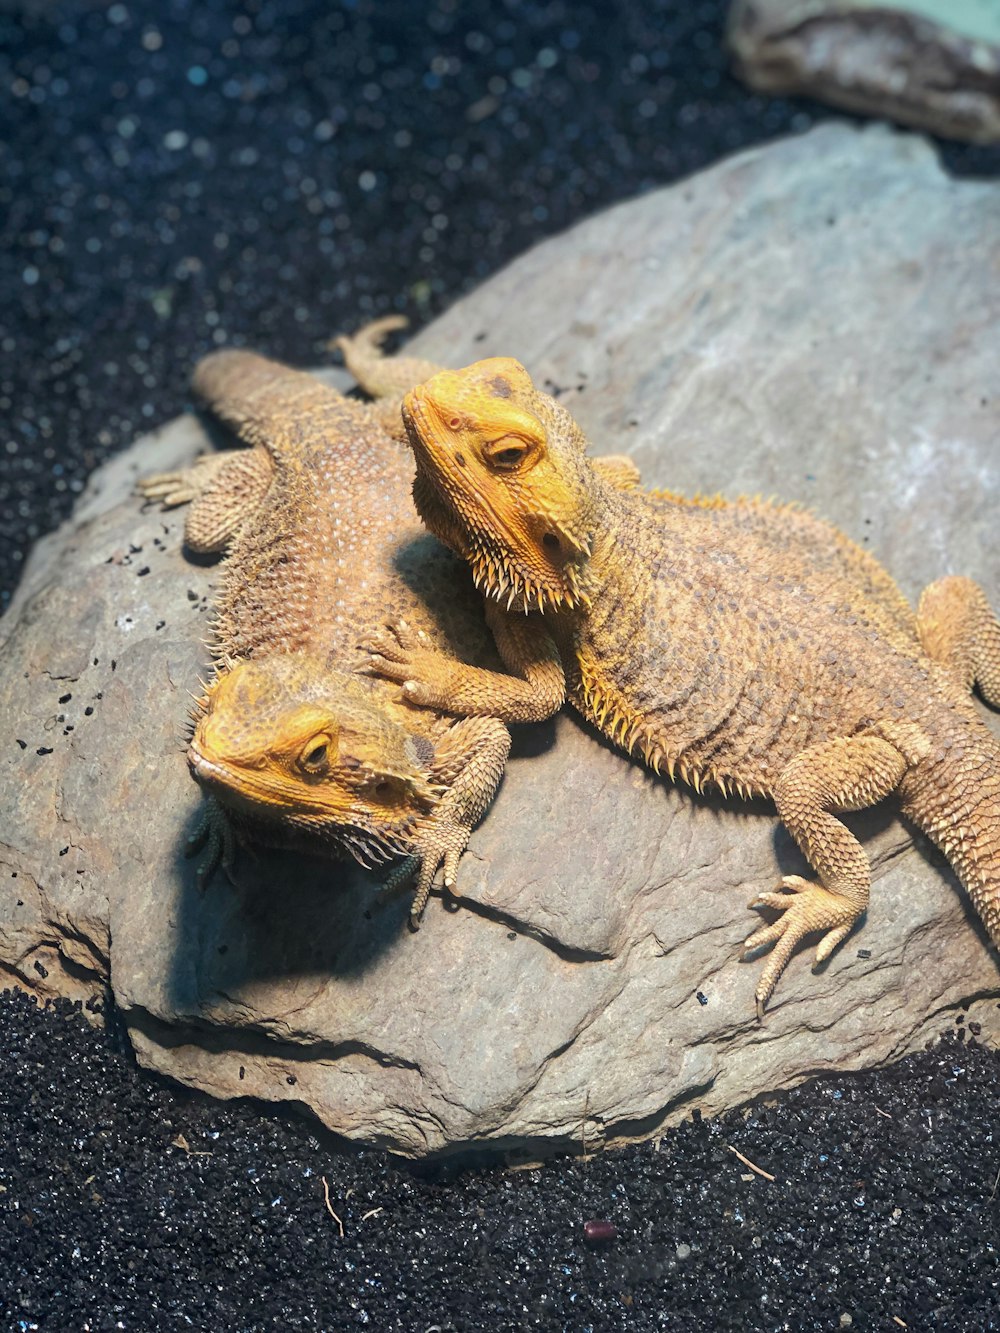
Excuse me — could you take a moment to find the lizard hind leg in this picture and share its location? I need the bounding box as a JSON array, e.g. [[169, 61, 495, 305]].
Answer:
[[333, 316, 446, 405], [918, 575, 1000, 707], [138, 447, 274, 553], [745, 733, 908, 1018]]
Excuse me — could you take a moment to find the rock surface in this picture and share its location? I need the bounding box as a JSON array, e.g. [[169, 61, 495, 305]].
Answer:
[[728, 0, 1000, 144], [2, 124, 999, 1158]]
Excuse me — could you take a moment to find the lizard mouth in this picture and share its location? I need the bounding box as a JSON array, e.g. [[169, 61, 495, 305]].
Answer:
[[187, 741, 237, 791], [186, 741, 266, 816]]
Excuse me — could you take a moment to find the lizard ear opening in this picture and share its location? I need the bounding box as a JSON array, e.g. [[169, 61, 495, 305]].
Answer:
[[369, 774, 407, 802], [363, 766, 438, 813]]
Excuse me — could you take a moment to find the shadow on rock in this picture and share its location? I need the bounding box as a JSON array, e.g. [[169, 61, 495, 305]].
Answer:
[[165, 808, 409, 1015]]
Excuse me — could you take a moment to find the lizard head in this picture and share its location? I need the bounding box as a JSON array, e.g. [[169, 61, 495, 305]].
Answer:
[[402, 358, 597, 612], [188, 655, 438, 868]]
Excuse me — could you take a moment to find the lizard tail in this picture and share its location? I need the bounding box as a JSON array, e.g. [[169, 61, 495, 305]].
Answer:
[[330, 313, 408, 358], [332, 317, 445, 402], [900, 720, 1000, 947], [192, 350, 358, 451]]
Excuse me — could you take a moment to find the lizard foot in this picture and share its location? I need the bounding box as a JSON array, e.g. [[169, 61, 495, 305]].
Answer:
[[186, 797, 239, 889], [380, 814, 471, 927], [408, 817, 470, 926], [743, 875, 858, 1020], [364, 619, 455, 709], [138, 454, 224, 508]]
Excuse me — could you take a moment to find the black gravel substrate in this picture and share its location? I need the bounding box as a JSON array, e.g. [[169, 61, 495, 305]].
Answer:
[[3, 991, 1000, 1331], [4, 1, 1000, 1329]]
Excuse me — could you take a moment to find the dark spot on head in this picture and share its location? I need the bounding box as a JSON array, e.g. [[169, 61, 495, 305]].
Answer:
[[454, 451, 466, 467], [542, 532, 560, 552], [490, 376, 511, 399]]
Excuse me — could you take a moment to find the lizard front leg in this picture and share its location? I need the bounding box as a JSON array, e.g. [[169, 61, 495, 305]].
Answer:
[[384, 716, 511, 923], [918, 575, 1000, 706], [368, 601, 567, 724], [186, 793, 240, 887], [745, 733, 908, 1018]]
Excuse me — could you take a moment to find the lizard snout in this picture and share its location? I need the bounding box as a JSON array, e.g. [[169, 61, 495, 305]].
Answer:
[[187, 738, 223, 783]]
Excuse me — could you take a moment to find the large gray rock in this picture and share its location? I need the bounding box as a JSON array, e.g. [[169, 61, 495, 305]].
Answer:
[[728, 0, 1000, 143], [2, 124, 998, 1158]]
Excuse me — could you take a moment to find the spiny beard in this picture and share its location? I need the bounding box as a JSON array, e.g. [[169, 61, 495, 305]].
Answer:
[[332, 810, 422, 870], [468, 538, 591, 614], [413, 464, 593, 612]]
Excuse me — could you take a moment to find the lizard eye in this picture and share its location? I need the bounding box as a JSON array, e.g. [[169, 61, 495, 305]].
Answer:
[[298, 736, 331, 773], [484, 436, 531, 470]]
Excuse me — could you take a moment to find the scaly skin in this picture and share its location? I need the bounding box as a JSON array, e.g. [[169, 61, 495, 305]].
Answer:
[[138, 322, 514, 918], [140, 326, 640, 920], [368, 356, 1000, 1013]]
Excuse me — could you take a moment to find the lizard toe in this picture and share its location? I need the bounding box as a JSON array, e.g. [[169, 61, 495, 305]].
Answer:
[[389, 619, 432, 651], [381, 855, 419, 896], [364, 628, 411, 662], [746, 877, 862, 1014], [402, 679, 441, 706], [367, 652, 411, 683]]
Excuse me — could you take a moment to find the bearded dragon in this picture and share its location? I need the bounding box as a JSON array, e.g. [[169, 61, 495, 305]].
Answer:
[[367, 356, 1000, 1012], [140, 324, 640, 919]]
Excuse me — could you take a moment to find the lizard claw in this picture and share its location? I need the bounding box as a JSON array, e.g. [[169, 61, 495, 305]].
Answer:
[[363, 620, 455, 709], [743, 874, 861, 1018]]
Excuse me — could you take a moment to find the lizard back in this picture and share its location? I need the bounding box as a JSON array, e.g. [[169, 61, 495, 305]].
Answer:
[[200, 354, 500, 693], [571, 489, 977, 793]]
